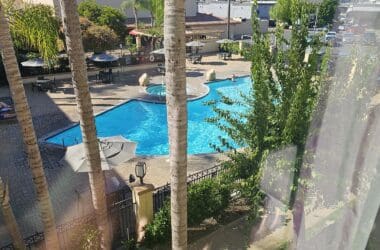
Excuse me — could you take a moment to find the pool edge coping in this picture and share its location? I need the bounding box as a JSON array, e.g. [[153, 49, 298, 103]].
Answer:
[[39, 75, 250, 156]]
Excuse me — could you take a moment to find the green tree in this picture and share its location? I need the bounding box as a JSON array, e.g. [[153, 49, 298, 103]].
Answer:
[[317, 0, 339, 27], [9, 4, 60, 63], [78, 0, 126, 38], [77, 0, 102, 21], [97, 6, 127, 38], [270, 0, 292, 24], [208, 0, 325, 219], [121, 0, 145, 28], [82, 25, 119, 53]]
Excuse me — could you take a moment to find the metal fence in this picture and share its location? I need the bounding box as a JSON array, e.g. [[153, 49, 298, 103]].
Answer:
[[1, 165, 224, 249], [153, 164, 224, 213], [1, 187, 135, 250]]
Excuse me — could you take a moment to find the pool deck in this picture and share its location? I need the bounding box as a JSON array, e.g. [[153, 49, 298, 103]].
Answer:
[[0, 54, 250, 244]]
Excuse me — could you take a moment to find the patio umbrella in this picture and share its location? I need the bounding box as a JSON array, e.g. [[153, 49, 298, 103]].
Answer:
[[21, 58, 45, 67], [216, 39, 234, 44], [186, 41, 205, 47], [240, 39, 253, 45], [89, 53, 119, 63], [151, 48, 165, 55], [60, 135, 137, 172]]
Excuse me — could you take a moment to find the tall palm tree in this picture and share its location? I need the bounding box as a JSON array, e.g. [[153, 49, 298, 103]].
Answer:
[[121, 0, 144, 28], [58, 0, 111, 248], [0, 178, 26, 250], [164, 0, 188, 248], [0, 4, 60, 250]]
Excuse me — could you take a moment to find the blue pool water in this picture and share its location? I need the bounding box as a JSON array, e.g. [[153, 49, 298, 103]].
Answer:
[[146, 85, 166, 97], [46, 76, 252, 155]]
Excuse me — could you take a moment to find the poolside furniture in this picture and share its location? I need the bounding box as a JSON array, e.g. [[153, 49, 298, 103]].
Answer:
[[189, 55, 202, 64], [32, 77, 55, 92], [97, 70, 113, 83], [60, 135, 137, 172], [157, 63, 166, 74], [218, 52, 231, 60], [0, 98, 16, 122]]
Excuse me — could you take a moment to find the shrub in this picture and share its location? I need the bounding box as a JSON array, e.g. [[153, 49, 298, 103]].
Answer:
[[143, 201, 171, 248], [78, 0, 126, 38], [143, 178, 231, 247], [82, 25, 119, 53], [188, 178, 230, 226]]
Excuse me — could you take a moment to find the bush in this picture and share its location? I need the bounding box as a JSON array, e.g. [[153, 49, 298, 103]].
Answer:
[[82, 25, 119, 53], [143, 178, 231, 247], [143, 201, 171, 248], [78, 0, 126, 39], [188, 178, 230, 225]]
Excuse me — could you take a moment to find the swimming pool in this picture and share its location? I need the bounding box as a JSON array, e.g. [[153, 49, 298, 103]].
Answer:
[[46, 76, 252, 155], [146, 85, 166, 97]]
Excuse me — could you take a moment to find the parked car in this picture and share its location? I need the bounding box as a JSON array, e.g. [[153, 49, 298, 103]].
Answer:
[[362, 32, 376, 45], [338, 25, 345, 31], [325, 31, 337, 46]]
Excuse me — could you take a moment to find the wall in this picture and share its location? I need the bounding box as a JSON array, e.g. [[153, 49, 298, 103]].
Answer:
[[198, 1, 275, 20]]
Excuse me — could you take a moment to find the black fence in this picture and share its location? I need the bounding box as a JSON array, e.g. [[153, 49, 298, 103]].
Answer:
[[1, 165, 224, 249], [1, 187, 135, 250], [153, 164, 224, 213]]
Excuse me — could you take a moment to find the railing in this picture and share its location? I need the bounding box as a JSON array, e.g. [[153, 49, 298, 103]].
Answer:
[[1, 187, 135, 249], [153, 164, 224, 213], [1, 232, 44, 250]]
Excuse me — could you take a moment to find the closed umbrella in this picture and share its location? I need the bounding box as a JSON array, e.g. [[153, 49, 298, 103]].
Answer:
[[216, 39, 234, 44], [151, 48, 165, 55], [186, 41, 205, 47], [60, 135, 137, 172], [21, 58, 45, 67]]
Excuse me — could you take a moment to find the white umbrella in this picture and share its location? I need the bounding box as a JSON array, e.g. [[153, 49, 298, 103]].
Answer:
[[186, 41, 205, 47], [216, 39, 234, 44], [89, 53, 119, 62], [240, 39, 253, 45], [21, 58, 45, 67], [60, 135, 137, 172], [151, 48, 165, 55]]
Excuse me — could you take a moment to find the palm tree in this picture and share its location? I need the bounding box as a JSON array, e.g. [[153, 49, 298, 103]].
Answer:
[[0, 178, 26, 250], [0, 4, 60, 250], [121, 0, 145, 28], [164, 0, 188, 248], [8, 3, 60, 63], [58, 0, 111, 248]]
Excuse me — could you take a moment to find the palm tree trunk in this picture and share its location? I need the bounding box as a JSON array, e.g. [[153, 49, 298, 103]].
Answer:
[[0, 5, 60, 250], [164, 0, 187, 249], [150, 11, 154, 27], [58, 0, 111, 249], [0, 178, 26, 250], [133, 7, 138, 28]]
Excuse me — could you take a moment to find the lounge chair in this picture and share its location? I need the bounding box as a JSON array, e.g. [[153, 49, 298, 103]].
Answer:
[[191, 55, 202, 64], [0, 98, 16, 122]]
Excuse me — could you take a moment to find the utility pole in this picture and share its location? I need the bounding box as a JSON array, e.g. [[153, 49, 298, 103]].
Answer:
[[227, 0, 231, 39]]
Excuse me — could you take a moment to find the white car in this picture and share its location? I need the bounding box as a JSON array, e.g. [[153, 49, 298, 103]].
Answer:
[[338, 26, 345, 31]]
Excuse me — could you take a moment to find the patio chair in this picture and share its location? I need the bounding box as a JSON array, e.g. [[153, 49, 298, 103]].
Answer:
[[157, 63, 166, 74], [192, 55, 202, 64], [0, 97, 16, 122]]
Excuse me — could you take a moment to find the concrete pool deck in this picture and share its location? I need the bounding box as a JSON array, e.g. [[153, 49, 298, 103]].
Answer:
[[0, 53, 250, 244]]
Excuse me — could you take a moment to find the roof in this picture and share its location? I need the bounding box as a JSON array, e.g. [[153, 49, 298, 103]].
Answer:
[[126, 13, 240, 28]]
